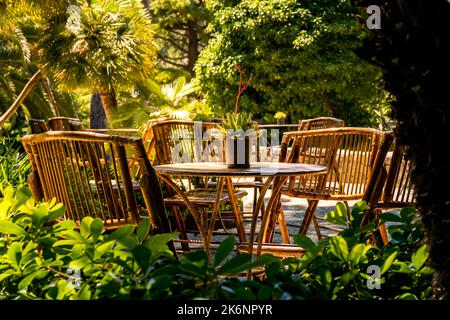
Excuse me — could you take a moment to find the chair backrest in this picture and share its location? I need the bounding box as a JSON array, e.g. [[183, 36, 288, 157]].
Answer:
[[151, 120, 223, 165], [22, 131, 171, 234], [363, 132, 415, 208], [299, 117, 345, 131], [29, 119, 49, 134], [48, 117, 86, 131], [280, 127, 384, 200]]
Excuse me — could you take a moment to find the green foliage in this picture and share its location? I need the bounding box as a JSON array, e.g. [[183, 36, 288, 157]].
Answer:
[[112, 76, 214, 128], [150, 0, 212, 76], [0, 188, 432, 300], [0, 188, 271, 300], [218, 112, 256, 136], [0, 138, 30, 194], [196, 0, 390, 126], [40, 0, 156, 92]]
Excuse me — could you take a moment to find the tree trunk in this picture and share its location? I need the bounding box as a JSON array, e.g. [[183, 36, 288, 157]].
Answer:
[[187, 20, 199, 77], [141, 0, 150, 11], [0, 69, 43, 128], [89, 93, 107, 129], [98, 87, 118, 128], [42, 77, 60, 117], [355, 0, 450, 299]]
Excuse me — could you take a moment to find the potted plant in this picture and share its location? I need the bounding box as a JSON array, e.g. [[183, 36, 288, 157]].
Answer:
[[218, 65, 255, 168], [274, 111, 287, 124], [219, 112, 256, 168]]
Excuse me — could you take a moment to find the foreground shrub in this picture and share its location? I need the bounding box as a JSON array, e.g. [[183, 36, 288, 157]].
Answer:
[[0, 189, 432, 300]]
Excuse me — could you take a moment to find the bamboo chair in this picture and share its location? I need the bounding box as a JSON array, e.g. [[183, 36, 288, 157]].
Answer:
[[48, 117, 85, 131], [298, 117, 345, 131], [29, 119, 49, 134], [268, 127, 385, 241], [362, 132, 416, 245], [21, 132, 174, 251], [150, 119, 249, 250]]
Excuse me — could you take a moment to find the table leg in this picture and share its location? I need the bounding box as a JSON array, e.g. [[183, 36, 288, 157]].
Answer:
[[157, 174, 210, 256], [225, 177, 246, 243], [206, 177, 225, 257], [258, 176, 289, 254]]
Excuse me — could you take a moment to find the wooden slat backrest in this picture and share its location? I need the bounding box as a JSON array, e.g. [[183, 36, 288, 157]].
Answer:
[[280, 127, 384, 200], [29, 119, 49, 134], [21, 131, 171, 234], [382, 142, 415, 206], [151, 120, 223, 165], [299, 117, 345, 131], [48, 117, 85, 131]]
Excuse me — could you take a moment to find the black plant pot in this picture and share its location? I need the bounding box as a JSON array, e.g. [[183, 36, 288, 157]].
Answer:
[[225, 135, 251, 168], [277, 119, 286, 125]]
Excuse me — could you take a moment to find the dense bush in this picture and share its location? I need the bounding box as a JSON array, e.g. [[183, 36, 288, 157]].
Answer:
[[195, 0, 391, 126], [0, 189, 432, 300], [0, 138, 31, 194]]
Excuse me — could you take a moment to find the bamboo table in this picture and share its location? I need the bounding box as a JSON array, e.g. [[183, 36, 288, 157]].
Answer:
[[154, 162, 327, 259]]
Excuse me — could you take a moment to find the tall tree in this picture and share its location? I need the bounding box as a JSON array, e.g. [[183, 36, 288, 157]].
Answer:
[[40, 0, 156, 127], [149, 0, 211, 77], [0, 0, 77, 127], [195, 0, 389, 126], [1, 0, 156, 128], [354, 0, 450, 298]]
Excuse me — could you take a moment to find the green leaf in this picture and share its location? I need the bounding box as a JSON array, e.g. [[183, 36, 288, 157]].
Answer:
[[0, 270, 15, 282], [146, 233, 175, 257], [218, 254, 251, 275], [18, 270, 49, 290], [348, 243, 367, 266], [53, 239, 79, 247], [32, 204, 49, 228], [337, 270, 358, 287], [89, 218, 104, 240], [394, 293, 418, 300], [7, 242, 23, 267], [178, 263, 206, 278], [329, 235, 349, 261], [136, 219, 150, 243], [392, 261, 413, 274], [73, 284, 91, 300], [325, 203, 347, 226], [214, 236, 235, 267], [411, 245, 428, 271], [132, 245, 152, 272], [400, 207, 415, 222], [380, 212, 403, 223], [293, 234, 316, 250], [48, 203, 66, 222], [80, 217, 94, 238], [0, 221, 27, 237], [106, 225, 134, 242], [118, 235, 139, 250], [381, 251, 398, 275]]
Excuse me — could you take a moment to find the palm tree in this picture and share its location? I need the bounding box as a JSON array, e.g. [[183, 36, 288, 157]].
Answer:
[[111, 76, 207, 128], [0, 0, 75, 126], [39, 0, 156, 127], [0, 0, 156, 128]]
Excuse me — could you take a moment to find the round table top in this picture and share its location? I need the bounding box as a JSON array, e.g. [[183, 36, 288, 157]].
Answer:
[[153, 162, 327, 177]]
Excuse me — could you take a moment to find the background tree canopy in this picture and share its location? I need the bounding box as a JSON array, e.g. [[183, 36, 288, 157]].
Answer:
[[195, 0, 390, 126]]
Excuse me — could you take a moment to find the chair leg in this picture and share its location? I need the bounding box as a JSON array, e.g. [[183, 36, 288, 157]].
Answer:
[[171, 206, 190, 252], [312, 214, 322, 239], [299, 200, 319, 235], [277, 207, 290, 244]]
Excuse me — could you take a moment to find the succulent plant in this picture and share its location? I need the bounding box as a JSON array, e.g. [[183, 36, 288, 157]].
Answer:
[[218, 112, 256, 137]]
